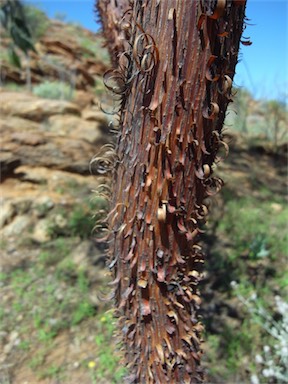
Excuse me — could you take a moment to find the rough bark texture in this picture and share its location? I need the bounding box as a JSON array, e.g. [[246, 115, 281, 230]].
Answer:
[[97, 1, 247, 383], [97, 0, 131, 67]]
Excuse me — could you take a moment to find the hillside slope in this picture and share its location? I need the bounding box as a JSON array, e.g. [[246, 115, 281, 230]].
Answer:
[[0, 9, 287, 384]]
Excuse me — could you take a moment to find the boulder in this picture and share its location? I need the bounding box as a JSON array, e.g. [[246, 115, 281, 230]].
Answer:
[[1, 130, 100, 174], [0, 91, 80, 122], [0, 201, 15, 228], [0, 116, 40, 133], [48, 114, 106, 142], [81, 109, 108, 124], [0, 215, 32, 237], [30, 218, 51, 243], [0, 154, 21, 180], [73, 91, 94, 109]]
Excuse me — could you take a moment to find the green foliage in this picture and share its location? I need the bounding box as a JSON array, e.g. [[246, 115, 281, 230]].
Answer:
[[225, 87, 288, 149], [54, 12, 67, 22], [38, 364, 63, 380], [22, 3, 49, 41], [205, 181, 288, 383], [219, 198, 287, 262], [7, 44, 21, 68], [94, 76, 106, 97], [68, 207, 94, 238], [29, 351, 46, 370], [0, 0, 35, 54], [231, 286, 288, 383], [32, 80, 74, 100], [225, 87, 252, 133], [71, 301, 95, 325], [77, 35, 110, 64], [0, 238, 98, 364], [90, 312, 127, 383], [46, 197, 108, 240], [263, 99, 287, 147]]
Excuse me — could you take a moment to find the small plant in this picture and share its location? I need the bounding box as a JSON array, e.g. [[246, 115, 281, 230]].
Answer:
[[29, 351, 46, 370], [219, 198, 288, 261], [231, 282, 288, 383], [91, 311, 127, 383], [68, 207, 94, 238], [71, 301, 96, 325], [77, 35, 110, 64], [33, 80, 74, 100], [22, 4, 49, 41], [39, 364, 63, 380], [54, 12, 67, 22]]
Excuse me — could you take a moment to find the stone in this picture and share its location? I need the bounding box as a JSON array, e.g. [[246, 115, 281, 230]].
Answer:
[[54, 213, 68, 229], [0, 91, 80, 122], [31, 218, 51, 243], [47, 114, 105, 142], [81, 109, 108, 124], [0, 154, 21, 180], [0, 116, 40, 133], [71, 240, 93, 269], [32, 196, 54, 217], [1, 130, 100, 174], [73, 91, 94, 109], [0, 64, 24, 85], [71, 126, 104, 144], [11, 132, 46, 146], [0, 215, 32, 237], [0, 200, 15, 228], [271, 203, 282, 212]]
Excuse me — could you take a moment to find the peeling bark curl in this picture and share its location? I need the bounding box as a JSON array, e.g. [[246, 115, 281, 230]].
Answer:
[[97, 1, 247, 382]]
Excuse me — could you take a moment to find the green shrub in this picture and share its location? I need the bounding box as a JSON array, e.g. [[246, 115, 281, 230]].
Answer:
[[219, 198, 288, 261], [77, 36, 110, 64], [71, 301, 95, 325], [231, 285, 288, 384], [33, 81, 73, 100], [23, 4, 49, 41]]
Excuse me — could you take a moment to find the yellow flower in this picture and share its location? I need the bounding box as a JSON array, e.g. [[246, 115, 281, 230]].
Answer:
[[100, 316, 106, 323], [88, 361, 96, 369]]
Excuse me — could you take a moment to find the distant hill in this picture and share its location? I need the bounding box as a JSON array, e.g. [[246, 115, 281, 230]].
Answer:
[[0, 7, 109, 93]]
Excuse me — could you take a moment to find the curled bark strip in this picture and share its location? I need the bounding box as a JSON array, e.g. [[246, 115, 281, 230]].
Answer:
[[117, 52, 131, 76], [217, 74, 233, 96], [204, 177, 224, 196], [157, 204, 167, 222], [119, 9, 133, 40], [133, 33, 159, 73], [103, 69, 127, 95], [203, 101, 220, 119], [203, 164, 211, 178], [205, 55, 220, 82], [215, 140, 230, 163], [99, 97, 122, 115], [90, 145, 118, 175]]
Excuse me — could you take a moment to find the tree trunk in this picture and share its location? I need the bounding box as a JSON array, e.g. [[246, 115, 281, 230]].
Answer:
[[97, 0, 131, 67], [97, 1, 247, 382]]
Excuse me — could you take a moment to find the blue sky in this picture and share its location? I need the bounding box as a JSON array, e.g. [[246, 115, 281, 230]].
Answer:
[[26, 0, 287, 102]]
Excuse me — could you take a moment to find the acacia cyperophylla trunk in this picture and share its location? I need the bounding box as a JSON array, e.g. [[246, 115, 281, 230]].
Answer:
[[97, 1, 247, 382]]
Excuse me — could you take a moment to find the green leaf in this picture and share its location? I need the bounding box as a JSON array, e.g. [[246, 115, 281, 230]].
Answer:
[[8, 44, 21, 68], [14, 15, 31, 38], [10, 24, 36, 54], [0, 8, 8, 28]]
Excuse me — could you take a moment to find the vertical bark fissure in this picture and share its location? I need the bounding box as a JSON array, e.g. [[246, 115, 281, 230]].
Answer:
[[98, 0, 247, 382]]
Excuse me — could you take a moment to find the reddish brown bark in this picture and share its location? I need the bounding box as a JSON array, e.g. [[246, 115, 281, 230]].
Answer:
[[97, 0, 131, 66], [98, 1, 247, 382]]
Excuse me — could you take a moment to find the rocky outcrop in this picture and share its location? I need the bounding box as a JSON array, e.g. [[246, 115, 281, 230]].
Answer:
[[0, 20, 109, 90], [0, 91, 80, 121], [0, 91, 110, 177]]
